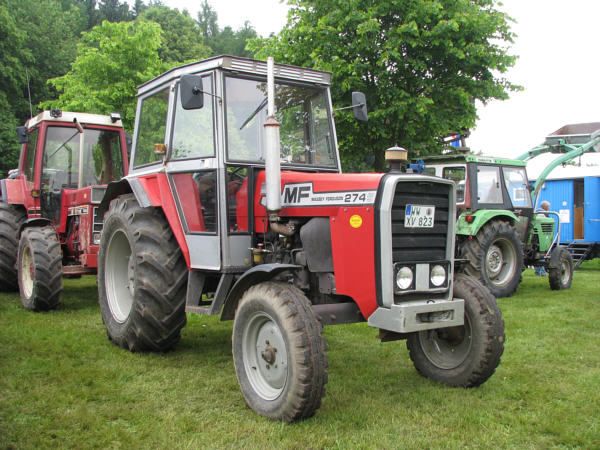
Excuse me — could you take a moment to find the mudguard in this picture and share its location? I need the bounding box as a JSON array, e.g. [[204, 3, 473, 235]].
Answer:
[[456, 210, 519, 236], [220, 264, 301, 321]]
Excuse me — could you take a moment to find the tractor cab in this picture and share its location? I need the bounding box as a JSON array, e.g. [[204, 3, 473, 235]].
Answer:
[[124, 56, 346, 270], [422, 154, 534, 241]]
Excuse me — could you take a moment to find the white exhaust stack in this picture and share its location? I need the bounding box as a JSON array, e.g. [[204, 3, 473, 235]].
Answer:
[[263, 57, 295, 237], [264, 56, 282, 216]]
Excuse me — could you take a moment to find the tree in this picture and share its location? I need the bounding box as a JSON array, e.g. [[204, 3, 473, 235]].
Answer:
[[140, 6, 211, 64], [250, 0, 520, 171], [45, 20, 164, 131], [97, 0, 133, 23], [197, 0, 218, 39], [197, 1, 257, 57]]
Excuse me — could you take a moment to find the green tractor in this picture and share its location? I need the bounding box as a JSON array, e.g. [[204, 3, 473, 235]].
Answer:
[[420, 123, 599, 297]]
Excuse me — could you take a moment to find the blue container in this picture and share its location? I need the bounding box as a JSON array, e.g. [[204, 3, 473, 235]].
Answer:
[[537, 176, 600, 244]]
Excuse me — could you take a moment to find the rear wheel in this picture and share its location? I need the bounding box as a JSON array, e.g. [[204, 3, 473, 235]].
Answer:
[[460, 220, 523, 298], [548, 246, 573, 290], [232, 282, 328, 422], [98, 194, 187, 352], [0, 202, 26, 291], [407, 273, 504, 387], [17, 226, 63, 311]]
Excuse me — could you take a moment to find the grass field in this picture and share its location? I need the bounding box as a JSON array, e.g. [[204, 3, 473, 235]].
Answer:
[[1, 261, 599, 449]]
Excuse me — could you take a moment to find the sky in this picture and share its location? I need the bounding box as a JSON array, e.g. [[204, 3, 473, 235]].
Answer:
[[146, 0, 600, 173]]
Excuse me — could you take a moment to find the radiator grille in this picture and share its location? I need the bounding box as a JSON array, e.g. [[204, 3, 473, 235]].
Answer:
[[93, 207, 103, 233], [391, 181, 450, 262]]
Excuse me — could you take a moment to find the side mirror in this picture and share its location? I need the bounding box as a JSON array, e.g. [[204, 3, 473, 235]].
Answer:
[[352, 92, 368, 122], [16, 126, 28, 144], [180, 74, 204, 110]]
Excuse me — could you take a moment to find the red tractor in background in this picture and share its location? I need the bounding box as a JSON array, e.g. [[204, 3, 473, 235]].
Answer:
[[96, 56, 505, 422], [0, 110, 129, 310]]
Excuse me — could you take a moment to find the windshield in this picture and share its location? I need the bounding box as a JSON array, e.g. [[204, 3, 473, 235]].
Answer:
[[225, 77, 336, 167], [43, 126, 124, 189], [503, 166, 531, 207]]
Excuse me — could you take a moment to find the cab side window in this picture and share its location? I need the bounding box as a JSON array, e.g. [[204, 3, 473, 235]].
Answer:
[[23, 127, 39, 183], [134, 87, 169, 167]]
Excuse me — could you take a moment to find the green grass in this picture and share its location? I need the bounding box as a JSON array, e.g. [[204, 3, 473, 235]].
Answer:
[[1, 261, 599, 449]]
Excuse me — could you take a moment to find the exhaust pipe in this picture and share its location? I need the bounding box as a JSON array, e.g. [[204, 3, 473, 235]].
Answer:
[[264, 57, 295, 236]]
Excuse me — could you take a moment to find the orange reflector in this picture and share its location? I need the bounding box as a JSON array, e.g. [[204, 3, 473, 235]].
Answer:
[[154, 143, 167, 155], [465, 215, 475, 223], [31, 189, 40, 198]]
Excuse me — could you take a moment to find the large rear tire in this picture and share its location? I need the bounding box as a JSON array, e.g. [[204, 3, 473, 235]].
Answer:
[[460, 220, 523, 298], [98, 194, 187, 352], [407, 273, 504, 387], [17, 226, 63, 311], [548, 246, 573, 290], [0, 202, 26, 291], [232, 282, 328, 422]]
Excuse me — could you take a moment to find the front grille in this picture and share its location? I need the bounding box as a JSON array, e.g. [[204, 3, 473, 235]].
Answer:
[[93, 207, 103, 233], [541, 223, 554, 233], [391, 181, 450, 262]]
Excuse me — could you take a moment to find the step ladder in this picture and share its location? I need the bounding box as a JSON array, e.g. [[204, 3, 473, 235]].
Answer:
[[566, 242, 596, 269]]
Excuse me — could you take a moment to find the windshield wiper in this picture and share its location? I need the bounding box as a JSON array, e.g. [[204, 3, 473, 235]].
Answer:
[[47, 129, 80, 160], [239, 98, 268, 130]]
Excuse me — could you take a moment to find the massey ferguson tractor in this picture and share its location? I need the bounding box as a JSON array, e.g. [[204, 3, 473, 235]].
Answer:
[[96, 56, 505, 422], [0, 110, 129, 309]]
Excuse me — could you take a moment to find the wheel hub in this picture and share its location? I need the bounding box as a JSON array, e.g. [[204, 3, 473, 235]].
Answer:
[[105, 230, 134, 323], [243, 312, 288, 400], [486, 245, 503, 276], [419, 315, 473, 370], [485, 238, 517, 286], [261, 342, 277, 365], [20, 246, 34, 298]]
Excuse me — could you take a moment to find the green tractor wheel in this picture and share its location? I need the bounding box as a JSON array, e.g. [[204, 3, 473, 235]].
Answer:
[[459, 220, 523, 298]]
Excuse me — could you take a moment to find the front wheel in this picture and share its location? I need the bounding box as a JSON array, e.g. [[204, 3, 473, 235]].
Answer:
[[17, 226, 63, 311], [232, 282, 328, 422], [548, 246, 573, 290], [407, 273, 505, 387], [98, 194, 187, 352]]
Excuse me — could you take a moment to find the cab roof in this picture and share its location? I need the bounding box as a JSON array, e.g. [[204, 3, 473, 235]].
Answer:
[[26, 111, 123, 129], [137, 55, 333, 95], [420, 153, 526, 167]]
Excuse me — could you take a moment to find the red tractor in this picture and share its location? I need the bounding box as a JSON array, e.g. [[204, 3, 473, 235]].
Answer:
[[97, 56, 505, 422], [0, 110, 129, 310]]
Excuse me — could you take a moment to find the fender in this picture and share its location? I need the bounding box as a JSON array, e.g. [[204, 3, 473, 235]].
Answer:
[[98, 174, 191, 268], [18, 218, 53, 236], [1, 178, 25, 205], [456, 210, 519, 236], [220, 264, 301, 321], [97, 178, 142, 218]]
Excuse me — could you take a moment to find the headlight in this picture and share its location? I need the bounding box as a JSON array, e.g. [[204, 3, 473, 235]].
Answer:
[[93, 232, 101, 245], [396, 266, 414, 290], [430, 264, 446, 287]]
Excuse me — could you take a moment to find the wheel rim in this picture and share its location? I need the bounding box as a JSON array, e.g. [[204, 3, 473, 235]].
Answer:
[[242, 311, 288, 400], [20, 245, 34, 298], [418, 314, 472, 370], [560, 259, 571, 285], [485, 238, 517, 286], [105, 230, 134, 323]]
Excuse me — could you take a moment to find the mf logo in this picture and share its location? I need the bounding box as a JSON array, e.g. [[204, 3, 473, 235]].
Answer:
[[283, 184, 312, 204]]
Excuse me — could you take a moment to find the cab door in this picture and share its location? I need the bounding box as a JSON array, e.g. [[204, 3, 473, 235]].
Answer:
[[583, 177, 600, 242], [165, 72, 223, 270]]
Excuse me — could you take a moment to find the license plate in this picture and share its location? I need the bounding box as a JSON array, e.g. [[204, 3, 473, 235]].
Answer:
[[404, 204, 435, 228]]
